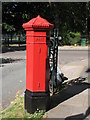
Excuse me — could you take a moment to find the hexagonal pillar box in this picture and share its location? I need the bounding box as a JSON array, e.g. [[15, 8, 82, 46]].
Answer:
[[22, 15, 54, 114]]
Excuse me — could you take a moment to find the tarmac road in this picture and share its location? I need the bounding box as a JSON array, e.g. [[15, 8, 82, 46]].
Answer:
[[2, 61, 26, 109], [58, 48, 88, 65], [0, 46, 88, 110]]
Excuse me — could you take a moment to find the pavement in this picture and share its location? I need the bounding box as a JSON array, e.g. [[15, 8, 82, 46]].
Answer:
[[58, 46, 89, 50], [44, 58, 90, 119]]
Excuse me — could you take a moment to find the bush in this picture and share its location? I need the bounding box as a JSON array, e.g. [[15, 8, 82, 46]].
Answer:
[[61, 31, 81, 45]]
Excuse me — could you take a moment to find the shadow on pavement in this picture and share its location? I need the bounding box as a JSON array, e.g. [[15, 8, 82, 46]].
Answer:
[[50, 77, 90, 110], [0, 58, 24, 67], [2, 45, 26, 53], [1, 58, 23, 64], [65, 107, 90, 120]]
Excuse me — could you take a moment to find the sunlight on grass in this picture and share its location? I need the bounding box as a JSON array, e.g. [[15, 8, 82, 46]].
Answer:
[[1, 96, 44, 119]]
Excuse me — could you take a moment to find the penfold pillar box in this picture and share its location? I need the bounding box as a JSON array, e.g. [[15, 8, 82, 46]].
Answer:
[[22, 15, 54, 114]]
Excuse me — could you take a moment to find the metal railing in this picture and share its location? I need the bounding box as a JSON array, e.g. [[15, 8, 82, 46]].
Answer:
[[2, 34, 26, 46]]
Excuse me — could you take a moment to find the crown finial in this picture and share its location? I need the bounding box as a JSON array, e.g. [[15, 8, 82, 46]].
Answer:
[[37, 15, 40, 18]]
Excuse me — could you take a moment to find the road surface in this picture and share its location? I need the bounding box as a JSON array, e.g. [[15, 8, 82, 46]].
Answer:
[[58, 49, 88, 65]]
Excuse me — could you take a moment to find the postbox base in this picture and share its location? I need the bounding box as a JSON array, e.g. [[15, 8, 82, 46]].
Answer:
[[25, 90, 50, 114]]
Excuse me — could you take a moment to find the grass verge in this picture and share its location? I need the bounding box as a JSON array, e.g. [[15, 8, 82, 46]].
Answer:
[[1, 96, 44, 119], [1, 83, 69, 119]]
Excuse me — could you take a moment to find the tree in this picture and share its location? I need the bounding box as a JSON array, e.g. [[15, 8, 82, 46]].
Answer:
[[2, 2, 88, 35]]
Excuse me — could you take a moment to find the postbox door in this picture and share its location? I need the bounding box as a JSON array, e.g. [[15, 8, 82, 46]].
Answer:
[[33, 43, 48, 92]]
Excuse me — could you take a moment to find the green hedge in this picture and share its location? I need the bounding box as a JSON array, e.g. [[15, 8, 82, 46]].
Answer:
[[61, 31, 81, 45]]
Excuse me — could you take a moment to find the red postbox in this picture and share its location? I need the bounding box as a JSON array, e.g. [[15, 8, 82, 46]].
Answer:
[[22, 15, 54, 113]]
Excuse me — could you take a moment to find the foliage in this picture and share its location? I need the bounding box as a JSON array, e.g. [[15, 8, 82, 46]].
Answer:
[[1, 96, 44, 119], [3, 23, 16, 32], [61, 31, 81, 45], [67, 32, 81, 45], [2, 2, 89, 34], [2, 2, 90, 45]]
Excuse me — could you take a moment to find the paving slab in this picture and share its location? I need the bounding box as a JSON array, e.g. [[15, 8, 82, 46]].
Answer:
[[44, 59, 89, 119], [60, 59, 88, 81], [45, 88, 89, 119]]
